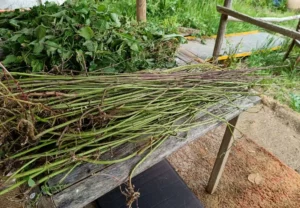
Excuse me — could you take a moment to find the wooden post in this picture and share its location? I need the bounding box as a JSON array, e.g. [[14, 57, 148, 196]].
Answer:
[[284, 18, 300, 60], [206, 116, 238, 194], [136, 0, 146, 22], [212, 0, 233, 60]]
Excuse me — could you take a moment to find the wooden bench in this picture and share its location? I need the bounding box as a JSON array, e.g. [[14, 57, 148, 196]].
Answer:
[[37, 95, 261, 208]]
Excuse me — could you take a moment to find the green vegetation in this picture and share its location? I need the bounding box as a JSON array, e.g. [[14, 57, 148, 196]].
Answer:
[[104, 0, 300, 113], [0, 69, 257, 195], [1, 0, 298, 73], [236, 44, 300, 111], [0, 0, 184, 73], [1, 0, 300, 200], [105, 0, 298, 35], [290, 93, 300, 112], [0, 0, 299, 107]]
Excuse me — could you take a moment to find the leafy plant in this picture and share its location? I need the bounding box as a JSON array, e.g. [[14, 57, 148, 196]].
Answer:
[[0, 0, 184, 73], [290, 93, 300, 112]]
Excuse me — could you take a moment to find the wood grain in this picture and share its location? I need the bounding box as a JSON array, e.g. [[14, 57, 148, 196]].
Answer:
[[228, 15, 300, 23], [176, 48, 202, 64]]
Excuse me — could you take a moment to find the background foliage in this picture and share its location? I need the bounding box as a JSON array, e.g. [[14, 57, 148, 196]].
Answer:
[[0, 0, 184, 73]]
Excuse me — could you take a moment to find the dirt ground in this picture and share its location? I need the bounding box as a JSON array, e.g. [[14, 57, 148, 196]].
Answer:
[[0, 189, 23, 208], [1, 97, 299, 208], [167, 97, 300, 207], [236, 97, 300, 172], [168, 135, 300, 208]]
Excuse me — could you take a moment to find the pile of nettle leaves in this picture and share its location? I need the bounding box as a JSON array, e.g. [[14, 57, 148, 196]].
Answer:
[[0, 0, 184, 73]]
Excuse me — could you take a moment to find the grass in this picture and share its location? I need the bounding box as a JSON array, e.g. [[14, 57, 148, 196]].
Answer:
[[238, 43, 300, 111], [290, 93, 300, 112], [104, 0, 298, 36]]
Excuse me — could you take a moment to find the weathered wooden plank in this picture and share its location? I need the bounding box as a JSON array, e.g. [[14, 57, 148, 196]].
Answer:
[[49, 96, 260, 208], [176, 48, 198, 64], [217, 6, 300, 40], [175, 57, 187, 66], [176, 48, 204, 64], [228, 15, 300, 23], [37, 195, 55, 208], [213, 0, 233, 59]]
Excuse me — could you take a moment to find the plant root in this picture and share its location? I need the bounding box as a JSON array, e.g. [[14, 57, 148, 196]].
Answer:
[[120, 180, 140, 208]]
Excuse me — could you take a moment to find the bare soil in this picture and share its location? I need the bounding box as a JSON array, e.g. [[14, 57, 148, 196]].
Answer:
[[168, 135, 300, 208], [237, 96, 300, 172], [0, 187, 23, 208]]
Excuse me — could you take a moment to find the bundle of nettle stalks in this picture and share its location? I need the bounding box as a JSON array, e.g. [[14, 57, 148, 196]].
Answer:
[[0, 66, 259, 198]]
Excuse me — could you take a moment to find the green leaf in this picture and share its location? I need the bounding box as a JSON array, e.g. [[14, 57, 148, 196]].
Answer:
[[9, 19, 20, 28], [61, 51, 72, 60], [41, 185, 52, 196], [50, 10, 66, 18], [78, 8, 89, 15], [33, 42, 44, 54], [18, 28, 34, 35], [0, 29, 11, 39], [8, 34, 22, 41], [103, 67, 116, 73], [161, 34, 186, 43], [35, 25, 47, 41], [45, 41, 60, 55], [83, 40, 97, 52], [89, 62, 98, 71], [85, 19, 91, 26], [85, 51, 93, 57], [2, 55, 18, 65], [97, 5, 107, 12], [78, 26, 94, 40], [76, 49, 84, 66], [31, 59, 44, 72], [17, 35, 27, 44], [110, 13, 121, 27], [28, 178, 36, 187], [95, 20, 109, 31], [130, 43, 139, 52]]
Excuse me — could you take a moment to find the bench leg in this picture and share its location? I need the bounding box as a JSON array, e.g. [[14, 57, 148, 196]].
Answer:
[[206, 116, 239, 194], [283, 40, 296, 61], [283, 19, 300, 61]]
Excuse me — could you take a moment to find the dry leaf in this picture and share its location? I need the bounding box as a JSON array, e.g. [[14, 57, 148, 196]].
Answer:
[[248, 173, 263, 185], [248, 149, 256, 154]]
